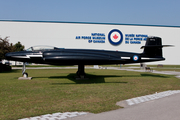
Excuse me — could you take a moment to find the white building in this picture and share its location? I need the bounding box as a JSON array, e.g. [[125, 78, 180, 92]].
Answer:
[[0, 20, 179, 65]]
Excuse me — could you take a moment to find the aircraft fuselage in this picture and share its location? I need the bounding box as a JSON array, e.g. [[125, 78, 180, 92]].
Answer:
[[5, 49, 165, 65]]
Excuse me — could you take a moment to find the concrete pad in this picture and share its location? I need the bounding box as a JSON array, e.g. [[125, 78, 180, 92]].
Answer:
[[18, 77, 32, 80], [116, 90, 180, 108], [18, 112, 89, 120], [75, 77, 89, 80], [175, 75, 180, 78], [116, 100, 129, 108], [74, 75, 89, 80]]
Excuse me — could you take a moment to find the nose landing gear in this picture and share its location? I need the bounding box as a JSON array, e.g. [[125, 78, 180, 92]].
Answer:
[[18, 62, 32, 80], [22, 62, 28, 77]]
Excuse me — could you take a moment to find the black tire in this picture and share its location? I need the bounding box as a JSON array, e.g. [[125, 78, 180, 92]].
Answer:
[[23, 72, 28, 78]]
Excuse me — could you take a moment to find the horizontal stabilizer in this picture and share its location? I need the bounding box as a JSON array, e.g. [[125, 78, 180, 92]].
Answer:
[[141, 45, 174, 49]]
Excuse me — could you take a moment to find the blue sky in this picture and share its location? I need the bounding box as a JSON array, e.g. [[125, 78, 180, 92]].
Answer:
[[0, 0, 180, 26]]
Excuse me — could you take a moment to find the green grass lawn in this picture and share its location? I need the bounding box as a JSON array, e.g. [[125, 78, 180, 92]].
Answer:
[[0, 68, 180, 120]]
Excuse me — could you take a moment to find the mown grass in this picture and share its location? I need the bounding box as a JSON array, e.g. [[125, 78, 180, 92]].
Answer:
[[0, 68, 180, 120]]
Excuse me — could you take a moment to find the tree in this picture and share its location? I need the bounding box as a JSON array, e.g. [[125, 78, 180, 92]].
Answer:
[[0, 37, 25, 61], [13, 41, 24, 52], [0, 37, 13, 61]]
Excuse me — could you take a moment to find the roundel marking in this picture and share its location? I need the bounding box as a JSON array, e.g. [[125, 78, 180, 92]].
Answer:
[[133, 55, 139, 61], [108, 29, 123, 45]]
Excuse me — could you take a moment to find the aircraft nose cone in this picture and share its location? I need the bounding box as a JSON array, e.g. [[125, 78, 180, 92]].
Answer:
[[5, 52, 17, 60], [5, 52, 12, 59]]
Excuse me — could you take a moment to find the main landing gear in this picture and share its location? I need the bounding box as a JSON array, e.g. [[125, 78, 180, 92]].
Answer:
[[76, 65, 87, 79]]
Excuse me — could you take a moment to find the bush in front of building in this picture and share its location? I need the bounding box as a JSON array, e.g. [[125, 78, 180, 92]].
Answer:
[[0, 63, 12, 72]]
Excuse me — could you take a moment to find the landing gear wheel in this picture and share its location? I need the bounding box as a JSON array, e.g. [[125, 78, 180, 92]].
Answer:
[[23, 72, 28, 78]]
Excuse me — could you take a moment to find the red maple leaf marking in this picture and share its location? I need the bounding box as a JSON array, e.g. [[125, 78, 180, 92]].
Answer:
[[113, 34, 118, 39]]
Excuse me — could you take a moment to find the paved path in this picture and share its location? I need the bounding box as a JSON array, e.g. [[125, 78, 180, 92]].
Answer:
[[70, 93, 180, 120], [107, 67, 180, 79]]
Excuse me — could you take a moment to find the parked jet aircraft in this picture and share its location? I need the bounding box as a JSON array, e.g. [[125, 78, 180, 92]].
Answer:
[[5, 36, 171, 78]]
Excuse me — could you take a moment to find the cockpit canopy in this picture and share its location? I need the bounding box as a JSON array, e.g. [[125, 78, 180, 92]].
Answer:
[[26, 45, 58, 51]]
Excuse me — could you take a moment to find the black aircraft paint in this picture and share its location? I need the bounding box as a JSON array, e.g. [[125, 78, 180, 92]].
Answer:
[[5, 36, 170, 77]]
